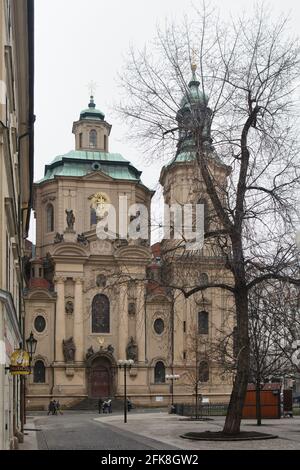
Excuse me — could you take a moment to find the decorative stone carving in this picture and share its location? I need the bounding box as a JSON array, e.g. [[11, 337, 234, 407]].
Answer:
[[128, 302, 136, 315], [65, 300, 74, 314], [107, 344, 114, 355], [126, 336, 138, 362], [54, 232, 64, 244], [65, 209, 75, 231], [86, 345, 94, 359], [90, 240, 113, 255], [113, 239, 128, 249], [63, 337, 76, 362], [96, 274, 107, 288], [65, 368, 75, 377], [77, 233, 89, 246]]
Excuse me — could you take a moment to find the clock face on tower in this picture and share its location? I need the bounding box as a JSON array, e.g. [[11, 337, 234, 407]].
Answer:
[[89, 192, 110, 218]]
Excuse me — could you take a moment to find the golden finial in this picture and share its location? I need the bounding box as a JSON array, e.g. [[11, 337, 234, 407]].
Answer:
[[191, 48, 197, 72]]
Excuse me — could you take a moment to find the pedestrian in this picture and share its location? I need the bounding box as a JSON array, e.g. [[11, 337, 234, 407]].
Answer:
[[98, 398, 103, 414], [127, 398, 132, 412], [47, 400, 54, 416], [102, 400, 108, 413], [52, 399, 57, 415], [107, 399, 112, 414], [56, 400, 63, 415]]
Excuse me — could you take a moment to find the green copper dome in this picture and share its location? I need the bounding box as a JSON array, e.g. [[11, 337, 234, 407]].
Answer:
[[37, 150, 143, 184], [80, 96, 105, 121], [180, 69, 209, 108]]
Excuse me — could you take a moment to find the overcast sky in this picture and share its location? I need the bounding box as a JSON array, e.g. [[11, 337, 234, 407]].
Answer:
[[31, 0, 300, 241]]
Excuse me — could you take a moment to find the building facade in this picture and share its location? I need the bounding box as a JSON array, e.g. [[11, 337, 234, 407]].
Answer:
[[0, 0, 34, 450], [24, 70, 233, 410]]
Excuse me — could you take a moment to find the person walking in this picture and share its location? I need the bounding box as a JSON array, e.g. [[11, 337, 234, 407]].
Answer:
[[107, 399, 112, 414], [56, 400, 63, 415], [98, 398, 103, 414], [127, 398, 132, 412], [47, 400, 54, 416], [52, 399, 57, 415]]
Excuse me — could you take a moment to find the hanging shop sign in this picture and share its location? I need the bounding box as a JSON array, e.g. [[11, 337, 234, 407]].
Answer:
[[9, 349, 31, 375]]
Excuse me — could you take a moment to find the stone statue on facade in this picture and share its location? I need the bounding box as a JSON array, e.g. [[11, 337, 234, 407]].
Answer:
[[128, 302, 136, 315], [86, 345, 94, 359], [54, 232, 64, 244], [77, 233, 89, 246], [96, 274, 107, 288], [65, 300, 74, 314], [65, 209, 75, 231], [63, 337, 76, 362], [107, 344, 114, 355], [126, 336, 138, 362]]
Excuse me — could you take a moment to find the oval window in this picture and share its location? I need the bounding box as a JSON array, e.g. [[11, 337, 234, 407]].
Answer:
[[154, 318, 164, 335], [34, 315, 46, 333]]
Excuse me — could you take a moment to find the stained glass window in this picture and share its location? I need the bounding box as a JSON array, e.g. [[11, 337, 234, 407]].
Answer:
[[92, 294, 110, 333]]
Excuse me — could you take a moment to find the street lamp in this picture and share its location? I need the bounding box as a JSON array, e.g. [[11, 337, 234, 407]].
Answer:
[[118, 359, 134, 423], [166, 374, 180, 410], [26, 331, 37, 365], [23, 331, 37, 430]]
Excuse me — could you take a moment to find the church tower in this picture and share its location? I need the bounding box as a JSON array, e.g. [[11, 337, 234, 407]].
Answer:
[[159, 65, 234, 400], [72, 95, 111, 152]]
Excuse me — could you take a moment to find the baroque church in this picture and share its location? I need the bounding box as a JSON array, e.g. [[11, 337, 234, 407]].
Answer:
[[24, 68, 234, 409]]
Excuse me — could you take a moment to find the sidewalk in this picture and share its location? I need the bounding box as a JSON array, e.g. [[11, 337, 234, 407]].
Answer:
[[18, 417, 38, 450], [94, 412, 300, 450]]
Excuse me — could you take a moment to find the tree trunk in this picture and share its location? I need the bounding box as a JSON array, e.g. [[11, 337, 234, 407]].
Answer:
[[195, 381, 198, 420], [256, 379, 262, 426], [223, 283, 249, 434]]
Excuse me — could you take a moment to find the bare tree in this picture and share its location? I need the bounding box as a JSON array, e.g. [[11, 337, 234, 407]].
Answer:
[[248, 282, 296, 425], [118, 2, 300, 434]]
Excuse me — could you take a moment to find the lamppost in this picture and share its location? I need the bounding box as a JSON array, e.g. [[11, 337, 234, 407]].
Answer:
[[118, 359, 134, 423], [26, 331, 37, 365], [166, 374, 180, 411], [23, 331, 37, 427]]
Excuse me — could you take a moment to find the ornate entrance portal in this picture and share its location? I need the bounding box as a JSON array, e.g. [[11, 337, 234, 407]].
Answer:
[[87, 354, 114, 398]]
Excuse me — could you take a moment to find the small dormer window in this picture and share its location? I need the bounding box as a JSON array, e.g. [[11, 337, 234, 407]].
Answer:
[[89, 129, 97, 148]]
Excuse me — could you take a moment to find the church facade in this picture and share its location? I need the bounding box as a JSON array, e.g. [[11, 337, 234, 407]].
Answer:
[[24, 72, 234, 409]]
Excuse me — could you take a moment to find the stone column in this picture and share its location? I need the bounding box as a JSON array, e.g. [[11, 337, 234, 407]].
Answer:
[[74, 277, 84, 362], [136, 281, 145, 362], [55, 276, 66, 362], [118, 283, 128, 360]]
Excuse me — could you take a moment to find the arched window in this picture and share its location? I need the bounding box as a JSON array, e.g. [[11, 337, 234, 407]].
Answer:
[[89, 129, 97, 148], [198, 311, 209, 335], [199, 361, 209, 382], [92, 294, 110, 333], [90, 207, 97, 225], [198, 198, 209, 233], [104, 134, 107, 151], [46, 204, 54, 232], [33, 360, 45, 383], [154, 361, 165, 383]]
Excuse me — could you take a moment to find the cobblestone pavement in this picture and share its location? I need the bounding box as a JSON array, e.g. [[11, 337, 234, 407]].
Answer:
[[27, 411, 178, 450], [95, 412, 300, 450]]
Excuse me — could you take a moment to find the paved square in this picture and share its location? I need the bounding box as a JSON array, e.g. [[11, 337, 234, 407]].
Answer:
[[95, 412, 300, 450]]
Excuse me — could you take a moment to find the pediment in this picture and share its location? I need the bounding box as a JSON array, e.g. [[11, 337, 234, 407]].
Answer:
[[146, 293, 171, 304], [82, 170, 114, 182], [24, 288, 57, 301], [51, 243, 89, 258], [114, 244, 152, 261]]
